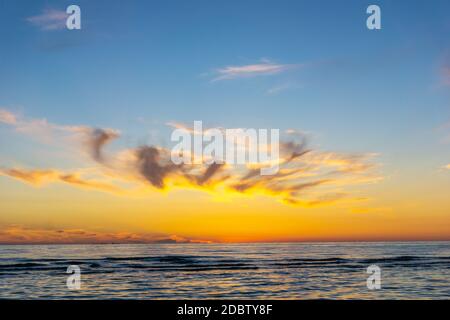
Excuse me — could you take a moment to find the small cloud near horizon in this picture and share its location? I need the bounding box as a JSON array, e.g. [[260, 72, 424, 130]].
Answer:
[[0, 225, 213, 244], [211, 59, 300, 82]]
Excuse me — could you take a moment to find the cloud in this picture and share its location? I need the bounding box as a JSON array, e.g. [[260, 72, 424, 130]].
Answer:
[[194, 163, 226, 186], [0, 108, 82, 138], [81, 121, 381, 205], [86, 128, 120, 162], [0, 225, 212, 244], [26, 9, 68, 31], [0, 168, 126, 195], [0, 109, 381, 207], [135, 146, 181, 189], [212, 59, 300, 81], [0, 109, 17, 124], [166, 121, 196, 133], [0, 168, 58, 185], [58, 173, 125, 194], [0, 108, 119, 159]]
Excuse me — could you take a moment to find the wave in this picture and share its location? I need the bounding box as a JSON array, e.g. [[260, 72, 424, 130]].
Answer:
[[0, 262, 47, 269], [1, 254, 448, 274], [104, 255, 199, 264]]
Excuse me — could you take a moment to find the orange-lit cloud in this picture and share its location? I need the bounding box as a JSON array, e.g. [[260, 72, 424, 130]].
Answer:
[[0, 108, 381, 206], [0, 225, 213, 244], [0, 168, 126, 195]]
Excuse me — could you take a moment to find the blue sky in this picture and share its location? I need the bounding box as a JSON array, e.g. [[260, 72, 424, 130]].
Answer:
[[0, 0, 449, 171], [1, 1, 450, 243]]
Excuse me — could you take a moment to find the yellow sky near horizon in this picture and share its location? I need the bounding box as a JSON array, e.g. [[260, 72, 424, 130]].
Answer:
[[1, 167, 450, 243]]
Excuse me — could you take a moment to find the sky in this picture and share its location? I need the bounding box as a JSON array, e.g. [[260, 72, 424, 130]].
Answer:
[[0, 0, 449, 243]]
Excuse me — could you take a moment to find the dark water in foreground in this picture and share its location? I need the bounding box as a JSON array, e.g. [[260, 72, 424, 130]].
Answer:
[[0, 242, 449, 299]]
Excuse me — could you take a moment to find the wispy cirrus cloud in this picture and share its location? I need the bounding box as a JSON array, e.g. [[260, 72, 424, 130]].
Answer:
[[0, 109, 381, 207], [0, 108, 78, 136], [0, 225, 212, 244], [212, 59, 300, 82], [0, 108, 119, 150], [26, 8, 67, 31], [0, 168, 127, 195]]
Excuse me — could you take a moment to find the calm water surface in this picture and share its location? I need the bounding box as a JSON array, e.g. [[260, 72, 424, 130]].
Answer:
[[0, 242, 449, 299]]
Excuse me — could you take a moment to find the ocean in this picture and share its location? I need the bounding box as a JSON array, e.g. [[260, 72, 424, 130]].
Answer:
[[0, 242, 449, 299]]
